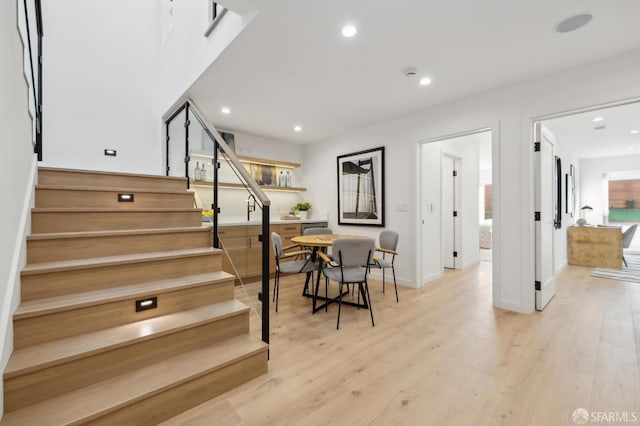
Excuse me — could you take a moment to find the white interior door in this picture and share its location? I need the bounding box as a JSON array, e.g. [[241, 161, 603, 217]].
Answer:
[[535, 123, 556, 310], [443, 156, 459, 269]]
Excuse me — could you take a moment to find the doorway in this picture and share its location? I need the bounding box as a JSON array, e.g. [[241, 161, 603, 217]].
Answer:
[[418, 129, 493, 284], [533, 99, 640, 310]]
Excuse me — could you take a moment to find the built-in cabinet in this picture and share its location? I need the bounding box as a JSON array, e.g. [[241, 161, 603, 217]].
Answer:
[[219, 225, 263, 280], [220, 221, 327, 282]]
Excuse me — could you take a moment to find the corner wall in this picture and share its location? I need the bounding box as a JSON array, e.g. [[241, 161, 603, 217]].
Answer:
[[302, 48, 640, 314], [0, 0, 38, 419]]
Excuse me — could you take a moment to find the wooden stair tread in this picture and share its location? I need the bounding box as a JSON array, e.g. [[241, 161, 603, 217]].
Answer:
[[27, 226, 211, 241], [22, 247, 220, 275], [2, 335, 267, 426], [32, 207, 201, 213], [15, 271, 236, 319], [36, 184, 191, 195], [5, 301, 250, 378], [38, 166, 187, 183]]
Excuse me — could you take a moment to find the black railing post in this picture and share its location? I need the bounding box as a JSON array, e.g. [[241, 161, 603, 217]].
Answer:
[[184, 103, 190, 189], [213, 139, 220, 249], [261, 206, 270, 346]]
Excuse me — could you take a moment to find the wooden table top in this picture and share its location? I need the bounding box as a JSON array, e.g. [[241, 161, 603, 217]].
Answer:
[[291, 234, 369, 247]]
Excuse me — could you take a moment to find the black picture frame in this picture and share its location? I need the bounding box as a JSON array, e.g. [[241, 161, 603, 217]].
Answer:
[[337, 147, 385, 226], [554, 155, 562, 229]]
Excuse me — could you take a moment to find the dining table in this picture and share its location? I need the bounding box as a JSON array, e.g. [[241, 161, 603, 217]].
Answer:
[[291, 233, 372, 314]]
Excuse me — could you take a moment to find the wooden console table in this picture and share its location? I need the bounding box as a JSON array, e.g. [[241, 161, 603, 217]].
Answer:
[[568, 226, 622, 269]]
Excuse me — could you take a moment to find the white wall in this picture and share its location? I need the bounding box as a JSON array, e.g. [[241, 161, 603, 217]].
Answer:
[[42, 0, 163, 174], [303, 48, 640, 314], [0, 0, 38, 419], [545, 127, 580, 274], [419, 132, 483, 281], [42, 0, 256, 175], [159, 0, 256, 110]]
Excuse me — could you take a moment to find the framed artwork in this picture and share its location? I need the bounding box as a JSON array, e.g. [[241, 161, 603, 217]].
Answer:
[[554, 155, 562, 229], [569, 164, 576, 218], [337, 147, 385, 226]]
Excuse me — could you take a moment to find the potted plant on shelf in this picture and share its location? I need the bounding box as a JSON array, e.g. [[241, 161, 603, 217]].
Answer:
[[293, 202, 312, 219]]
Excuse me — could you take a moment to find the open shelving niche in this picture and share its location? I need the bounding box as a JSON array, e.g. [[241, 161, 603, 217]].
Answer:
[[188, 150, 306, 217]]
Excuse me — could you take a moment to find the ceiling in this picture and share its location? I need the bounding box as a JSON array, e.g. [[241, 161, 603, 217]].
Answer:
[[544, 101, 640, 160], [189, 0, 640, 144]]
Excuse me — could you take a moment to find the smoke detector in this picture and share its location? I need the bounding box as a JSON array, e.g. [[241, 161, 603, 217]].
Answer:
[[404, 68, 417, 78]]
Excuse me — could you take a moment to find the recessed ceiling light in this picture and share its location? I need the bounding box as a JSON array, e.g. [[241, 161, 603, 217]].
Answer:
[[592, 117, 603, 122], [555, 13, 593, 33], [631, 130, 640, 135], [294, 125, 302, 132], [221, 107, 231, 114], [419, 77, 432, 86], [342, 24, 357, 38], [628, 147, 635, 150]]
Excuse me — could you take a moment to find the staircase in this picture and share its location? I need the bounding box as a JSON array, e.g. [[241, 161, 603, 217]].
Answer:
[[2, 167, 268, 425]]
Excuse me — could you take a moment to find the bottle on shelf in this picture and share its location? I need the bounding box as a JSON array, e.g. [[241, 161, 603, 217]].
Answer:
[[194, 162, 201, 181], [278, 171, 285, 187], [286, 171, 291, 187], [201, 163, 207, 181]]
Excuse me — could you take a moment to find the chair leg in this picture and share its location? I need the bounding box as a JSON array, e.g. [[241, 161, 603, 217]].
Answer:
[[365, 281, 374, 327], [325, 276, 329, 312], [337, 282, 344, 330], [392, 266, 399, 303], [382, 268, 385, 294], [272, 273, 277, 302], [274, 273, 279, 312], [623, 255, 628, 267]]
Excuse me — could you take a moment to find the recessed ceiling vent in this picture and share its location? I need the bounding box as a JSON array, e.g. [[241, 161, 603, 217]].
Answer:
[[555, 13, 593, 33], [594, 125, 606, 131]]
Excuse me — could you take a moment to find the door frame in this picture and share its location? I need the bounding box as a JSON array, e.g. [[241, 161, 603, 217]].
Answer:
[[416, 127, 496, 296], [529, 96, 640, 311]]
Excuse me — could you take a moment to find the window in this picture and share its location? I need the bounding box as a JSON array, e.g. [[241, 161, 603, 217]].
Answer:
[[608, 178, 640, 223], [206, 1, 228, 37]]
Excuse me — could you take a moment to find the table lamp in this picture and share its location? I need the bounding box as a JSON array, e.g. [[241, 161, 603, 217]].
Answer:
[[577, 205, 593, 226]]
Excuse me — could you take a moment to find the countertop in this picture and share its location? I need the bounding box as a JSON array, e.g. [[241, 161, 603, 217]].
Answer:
[[212, 218, 328, 227]]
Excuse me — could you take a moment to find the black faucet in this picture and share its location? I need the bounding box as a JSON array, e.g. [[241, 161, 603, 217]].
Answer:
[[247, 194, 257, 221]]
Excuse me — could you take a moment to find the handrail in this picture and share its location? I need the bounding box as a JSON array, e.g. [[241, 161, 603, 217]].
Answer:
[[163, 97, 271, 348], [22, 0, 43, 160], [162, 98, 270, 206]]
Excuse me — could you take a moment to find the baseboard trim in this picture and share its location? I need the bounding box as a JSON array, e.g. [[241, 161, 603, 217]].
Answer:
[[421, 271, 443, 286], [0, 155, 36, 419], [368, 270, 415, 288]]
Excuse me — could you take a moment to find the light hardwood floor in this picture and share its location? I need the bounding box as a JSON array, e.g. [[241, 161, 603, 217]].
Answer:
[[161, 261, 640, 425]]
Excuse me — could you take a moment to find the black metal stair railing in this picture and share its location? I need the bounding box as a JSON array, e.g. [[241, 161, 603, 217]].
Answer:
[[163, 99, 271, 347], [22, 0, 44, 161]]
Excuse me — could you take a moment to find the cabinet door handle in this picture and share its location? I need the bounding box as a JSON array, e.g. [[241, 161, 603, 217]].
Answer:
[[248, 238, 251, 249]]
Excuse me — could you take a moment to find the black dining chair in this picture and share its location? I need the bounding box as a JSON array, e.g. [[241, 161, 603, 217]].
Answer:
[[320, 238, 375, 329]]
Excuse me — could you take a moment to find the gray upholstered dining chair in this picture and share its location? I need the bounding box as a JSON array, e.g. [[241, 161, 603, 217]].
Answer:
[[373, 230, 399, 302], [271, 232, 319, 312], [301, 227, 333, 295], [319, 238, 375, 329], [622, 224, 638, 267]]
